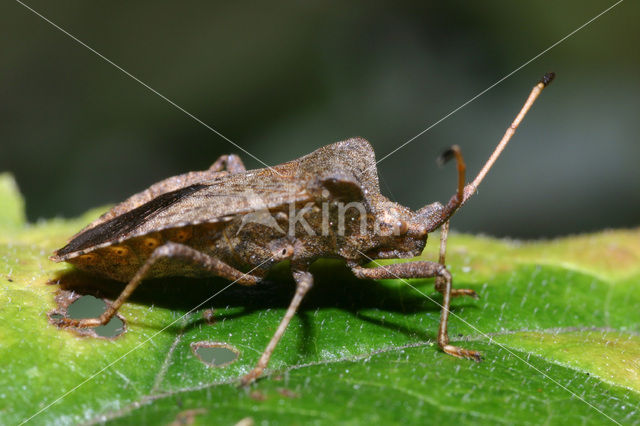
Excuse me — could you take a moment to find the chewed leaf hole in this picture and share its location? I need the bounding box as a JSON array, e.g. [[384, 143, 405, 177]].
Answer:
[[67, 295, 125, 338], [191, 341, 239, 367], [50, 294, 126, 339]]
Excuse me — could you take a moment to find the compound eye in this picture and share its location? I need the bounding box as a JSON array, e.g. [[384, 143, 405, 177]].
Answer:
[[397, 220, 409, 235]]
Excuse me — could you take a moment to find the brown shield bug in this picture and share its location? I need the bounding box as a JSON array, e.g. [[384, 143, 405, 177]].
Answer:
[[51, 73, 555, 385]]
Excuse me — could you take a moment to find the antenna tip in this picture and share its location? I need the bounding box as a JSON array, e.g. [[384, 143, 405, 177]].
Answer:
[[539, 72, 556, 87], [436, 145, 460, 166]]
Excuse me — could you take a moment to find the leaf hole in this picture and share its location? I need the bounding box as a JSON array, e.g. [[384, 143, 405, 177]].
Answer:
[[50, 293, 126, 339], [191, 341, 239, 367]]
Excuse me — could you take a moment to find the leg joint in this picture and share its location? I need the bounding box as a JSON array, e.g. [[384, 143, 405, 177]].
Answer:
[[293, 271, 313, 292], [151, 242, 179, 258], [437, 265, 451, 282]]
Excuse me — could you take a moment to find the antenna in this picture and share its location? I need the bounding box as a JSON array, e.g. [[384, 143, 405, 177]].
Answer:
[[433, 73, 555, 227], [467, 72, 555, 200]]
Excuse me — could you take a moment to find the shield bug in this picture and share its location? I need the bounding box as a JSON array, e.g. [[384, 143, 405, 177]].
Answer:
[[51, 73, 555, 385]]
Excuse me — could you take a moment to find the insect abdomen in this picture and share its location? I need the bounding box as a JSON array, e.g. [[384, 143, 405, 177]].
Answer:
[[67, 224, 225, 282]]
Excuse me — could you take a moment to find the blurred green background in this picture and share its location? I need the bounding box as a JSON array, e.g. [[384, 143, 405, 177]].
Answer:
[[1, 0, 638, 238]]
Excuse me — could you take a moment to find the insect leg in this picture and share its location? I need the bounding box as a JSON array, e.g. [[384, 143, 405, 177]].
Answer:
[[434, 221, 477, 298], [351, 261, 481, 361], [240, 269, 313, 386], [54, 242, 260, 328], [208, 154, 246, 173]]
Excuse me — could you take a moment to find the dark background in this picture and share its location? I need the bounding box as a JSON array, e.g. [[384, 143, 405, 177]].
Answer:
[[1, 1, 638, 238]]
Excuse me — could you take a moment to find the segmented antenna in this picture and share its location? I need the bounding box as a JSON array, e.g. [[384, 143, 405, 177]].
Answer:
[[465, 72, 555, 201]]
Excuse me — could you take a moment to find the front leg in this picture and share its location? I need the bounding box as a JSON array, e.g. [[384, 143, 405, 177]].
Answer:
[[351, 261, 482, 362], [435, 221, 478, 299]]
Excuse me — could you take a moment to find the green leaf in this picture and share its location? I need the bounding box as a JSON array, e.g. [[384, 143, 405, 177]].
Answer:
[[1, 173, 639, 425], [0, 173, 25, 230]]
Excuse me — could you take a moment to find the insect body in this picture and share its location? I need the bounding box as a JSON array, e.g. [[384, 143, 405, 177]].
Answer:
[[51, 73, 555, 385]]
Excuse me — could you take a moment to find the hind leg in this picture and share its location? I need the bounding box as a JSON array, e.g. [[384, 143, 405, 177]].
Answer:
[[54, 242, 260, 328]]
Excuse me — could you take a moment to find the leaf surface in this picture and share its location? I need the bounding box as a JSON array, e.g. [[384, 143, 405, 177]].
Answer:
[[0, 173, 638, 425]]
